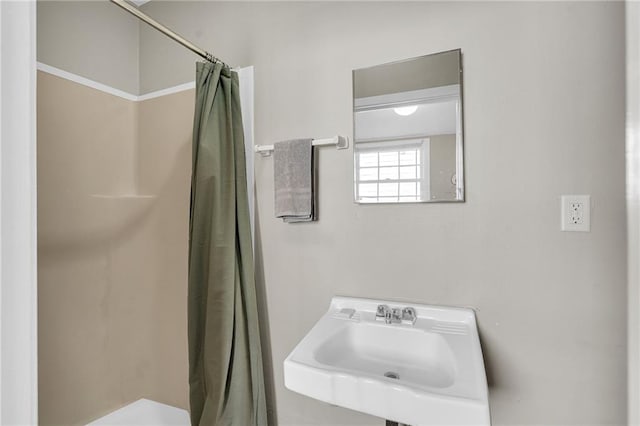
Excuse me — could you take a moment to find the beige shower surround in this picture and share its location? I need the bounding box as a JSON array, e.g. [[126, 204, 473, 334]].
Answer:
[[37, 71, 193, 425]]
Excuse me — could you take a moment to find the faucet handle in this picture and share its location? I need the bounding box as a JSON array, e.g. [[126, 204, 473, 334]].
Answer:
[[391, 308, 403, 322], [402, 307, 417, 325], [376, 304, 389, 320]]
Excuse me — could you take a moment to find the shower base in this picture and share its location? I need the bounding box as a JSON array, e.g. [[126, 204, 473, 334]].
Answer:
[[86, 398, 189, 425]]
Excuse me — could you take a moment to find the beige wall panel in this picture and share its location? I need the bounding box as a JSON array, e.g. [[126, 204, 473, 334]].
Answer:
[[137, 90, 195, 410], [139, 2, 627, 425], [37, 71, 156, 425]]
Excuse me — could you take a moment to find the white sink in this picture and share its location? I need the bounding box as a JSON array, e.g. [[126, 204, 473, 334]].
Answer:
[[284, 296, 490, 425]]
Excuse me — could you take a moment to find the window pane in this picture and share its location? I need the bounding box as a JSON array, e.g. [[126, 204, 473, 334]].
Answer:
[[379, 166, 399, 181], [399, 150, 416, 165], [400, 182, 417, 196], [399, 166, 417, 180], [359, 152, 378, 167], [399, 196, 418, 202], [360, 197, 379, 203], [359, 167, 378, 181], [359, 183, 378, 197], [379, 183, 398, 197], [379, 151, 398, 166]]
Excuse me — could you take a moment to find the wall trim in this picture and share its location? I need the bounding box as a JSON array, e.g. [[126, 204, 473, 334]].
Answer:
[[36, 62, 195, 102], [137, 81, 195, 101], [36, 62, 138, 101]]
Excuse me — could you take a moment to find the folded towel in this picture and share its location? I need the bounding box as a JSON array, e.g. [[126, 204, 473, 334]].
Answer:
[[274, 139, 316, 223]]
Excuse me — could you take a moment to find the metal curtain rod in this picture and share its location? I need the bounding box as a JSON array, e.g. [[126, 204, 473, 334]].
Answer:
[[109, 0, 229, 67]]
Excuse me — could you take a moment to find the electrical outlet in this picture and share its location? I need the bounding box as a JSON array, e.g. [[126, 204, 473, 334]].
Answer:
[[561, 195, 591, 232]]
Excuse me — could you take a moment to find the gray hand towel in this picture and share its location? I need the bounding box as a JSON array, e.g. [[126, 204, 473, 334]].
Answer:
[[274, 139, 316, 223]]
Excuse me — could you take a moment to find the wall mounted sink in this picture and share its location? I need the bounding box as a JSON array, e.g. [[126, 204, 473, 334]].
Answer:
[[284, 296, 490, 425]]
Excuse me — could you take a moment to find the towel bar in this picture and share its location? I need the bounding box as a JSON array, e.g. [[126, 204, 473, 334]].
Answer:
[[254, 136, 349, 157]]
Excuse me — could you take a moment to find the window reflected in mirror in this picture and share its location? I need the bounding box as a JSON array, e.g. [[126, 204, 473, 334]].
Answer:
[[356, 141, 424, 203]]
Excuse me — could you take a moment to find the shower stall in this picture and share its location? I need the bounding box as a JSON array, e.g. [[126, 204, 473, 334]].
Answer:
[[35, 1, 256, 424]]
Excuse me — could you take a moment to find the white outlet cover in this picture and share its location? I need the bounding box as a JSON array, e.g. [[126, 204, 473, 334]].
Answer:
[[561, 195, 591, 232]]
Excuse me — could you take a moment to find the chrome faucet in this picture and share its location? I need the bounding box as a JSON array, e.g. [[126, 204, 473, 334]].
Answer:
[[376, 304, 417, 325]]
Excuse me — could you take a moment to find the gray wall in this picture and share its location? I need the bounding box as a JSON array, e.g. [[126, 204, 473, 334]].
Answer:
[[139, 2, 626, 425], [36, 1, 628, 424], [429, 134, 457, 201], [37, 0, 140, 94], [353, 49, 460, 99], [628, 2, 640, 422]]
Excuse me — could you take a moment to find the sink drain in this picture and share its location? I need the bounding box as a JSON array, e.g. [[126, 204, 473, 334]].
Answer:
[[384, 371, 399, 380]]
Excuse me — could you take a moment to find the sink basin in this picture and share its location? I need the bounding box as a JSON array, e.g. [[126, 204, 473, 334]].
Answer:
[[284, 296, 490, 425]]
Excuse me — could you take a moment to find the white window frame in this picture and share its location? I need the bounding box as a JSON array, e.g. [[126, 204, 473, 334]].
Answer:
[[355, 138, 430, 203]]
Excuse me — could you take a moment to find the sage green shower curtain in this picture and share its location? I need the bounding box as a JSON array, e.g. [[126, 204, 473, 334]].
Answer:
[[188, 61, 267, 426]]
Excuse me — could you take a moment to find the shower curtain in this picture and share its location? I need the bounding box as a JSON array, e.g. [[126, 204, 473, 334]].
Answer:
[[188, 61, 267, 426]]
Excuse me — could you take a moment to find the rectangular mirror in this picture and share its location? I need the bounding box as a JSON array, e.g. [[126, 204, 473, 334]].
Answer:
[[353, 49, 464, 203]]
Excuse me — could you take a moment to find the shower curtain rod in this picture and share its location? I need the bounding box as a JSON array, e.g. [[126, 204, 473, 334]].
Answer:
[[109, 0, 229, 67]]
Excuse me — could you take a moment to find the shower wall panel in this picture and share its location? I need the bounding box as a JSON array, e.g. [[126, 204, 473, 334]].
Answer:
[[37, 71, 155, 426], [136, 90, 195, 411], [38, 68, 196, 424]]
